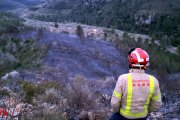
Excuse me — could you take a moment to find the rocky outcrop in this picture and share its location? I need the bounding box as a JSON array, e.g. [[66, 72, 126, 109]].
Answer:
[[1, 71, 21, 80]]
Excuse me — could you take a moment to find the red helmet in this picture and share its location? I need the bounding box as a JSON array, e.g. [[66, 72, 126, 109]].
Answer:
[[128, 48, 149, 68]]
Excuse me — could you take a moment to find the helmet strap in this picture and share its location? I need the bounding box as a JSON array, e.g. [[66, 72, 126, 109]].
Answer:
[[140, 66, 142, 70], [131, 66, 146, 70]]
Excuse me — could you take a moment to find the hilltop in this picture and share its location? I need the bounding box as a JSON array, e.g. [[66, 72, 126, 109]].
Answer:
[[26, 0, 180, 48]]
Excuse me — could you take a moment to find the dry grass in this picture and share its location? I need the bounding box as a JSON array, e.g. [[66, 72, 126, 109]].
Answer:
[[39, 88, 61, 104], [67, 75, 96, 110]]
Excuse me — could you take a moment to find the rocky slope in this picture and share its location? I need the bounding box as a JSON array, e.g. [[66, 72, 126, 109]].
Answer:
[[1, 28, 179, 120], [0, 1, 179, 119]]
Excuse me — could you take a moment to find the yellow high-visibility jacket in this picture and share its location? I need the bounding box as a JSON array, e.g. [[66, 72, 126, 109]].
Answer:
[[111, 69, 162, 119]]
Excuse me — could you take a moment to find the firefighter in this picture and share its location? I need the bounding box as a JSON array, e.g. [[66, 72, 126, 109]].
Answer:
[[110, 48, 162, 120]]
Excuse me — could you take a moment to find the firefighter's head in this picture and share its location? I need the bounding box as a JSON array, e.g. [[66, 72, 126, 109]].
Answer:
[[128, 48, 150, 69]]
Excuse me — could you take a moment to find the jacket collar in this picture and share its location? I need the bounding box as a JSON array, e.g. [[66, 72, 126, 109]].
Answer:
[[129, 69, 145, 73]]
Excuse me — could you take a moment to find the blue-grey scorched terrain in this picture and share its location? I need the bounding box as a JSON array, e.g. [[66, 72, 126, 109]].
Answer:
[[17, 31, 128, 81]]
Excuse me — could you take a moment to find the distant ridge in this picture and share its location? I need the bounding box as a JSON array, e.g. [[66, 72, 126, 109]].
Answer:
[[11, 0, 44, 6], [0, 0, 26, 10], [0, 0, 44, 10]]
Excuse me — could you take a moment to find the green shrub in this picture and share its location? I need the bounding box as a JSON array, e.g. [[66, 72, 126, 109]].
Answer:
[[14, 40, 43, 69], [0, 12, 23, 34], [35, 81, 63, 95], [0, 89, 10, 98], [61, 31, 69, 34], [54, 23, 59, 28], [22, 82, 35, 104], [0, 39, 7, 47], [137, 36, 143, 43], [103, 31, 108, 40], [0, 37, 43, 76], [29, 7, 39, 11], [110, 29, 115, 34], [171, 38, 180, 47], [24, 39, 33, 45], [123, 32, 129, 40]]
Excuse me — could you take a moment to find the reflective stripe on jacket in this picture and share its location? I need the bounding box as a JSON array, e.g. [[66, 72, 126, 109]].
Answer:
[[111, 69, 162, 119]]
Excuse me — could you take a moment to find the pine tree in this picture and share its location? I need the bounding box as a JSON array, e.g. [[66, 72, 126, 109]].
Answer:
[[76, 25, 84, 41], [177, 45, 180, 54]]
